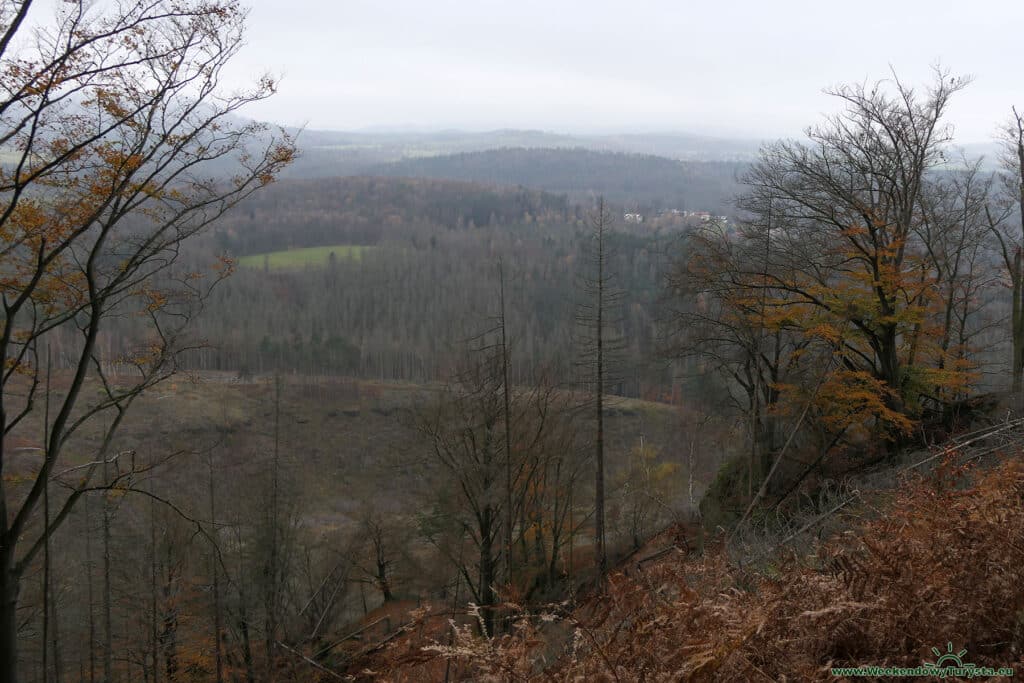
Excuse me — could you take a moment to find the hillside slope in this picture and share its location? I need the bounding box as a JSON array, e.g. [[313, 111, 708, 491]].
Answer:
[[348, 426, 1024, 681]]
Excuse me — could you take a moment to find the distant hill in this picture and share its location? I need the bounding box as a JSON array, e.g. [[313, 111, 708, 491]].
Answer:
[[288, 126, 761, 159], [276, 126, 761, 181], [588, 131, 762, 161], [280, 128, 589, 178], [371, 147, 745, 211]]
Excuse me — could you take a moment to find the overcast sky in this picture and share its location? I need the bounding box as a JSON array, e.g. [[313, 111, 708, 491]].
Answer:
[[222, 0, 1022, 142]]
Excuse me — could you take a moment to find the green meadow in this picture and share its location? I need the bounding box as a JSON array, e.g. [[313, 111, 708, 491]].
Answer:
[[237, 244, 371, 270]]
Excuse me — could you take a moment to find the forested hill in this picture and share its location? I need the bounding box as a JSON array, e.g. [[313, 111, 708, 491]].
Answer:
[[274, 127, 761, 179], [370, 147, 745, 211], [210, 175, 576, 255]]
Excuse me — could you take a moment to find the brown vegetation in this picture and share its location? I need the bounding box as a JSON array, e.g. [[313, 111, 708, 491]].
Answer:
[[363, 450, 1024, 681]]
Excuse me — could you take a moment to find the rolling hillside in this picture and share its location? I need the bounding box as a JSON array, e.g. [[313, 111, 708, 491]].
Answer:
[[372, 147, 744, 210]]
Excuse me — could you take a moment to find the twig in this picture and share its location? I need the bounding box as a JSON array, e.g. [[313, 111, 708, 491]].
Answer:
[[276, 640, 349, 681], [313, 616, 387, 660], [354, 627, 407, 658], [733, 363, 832, 536], [904, 418, 1024, 472], [635, 546, 680, 567], [741, 491, 860, 567]]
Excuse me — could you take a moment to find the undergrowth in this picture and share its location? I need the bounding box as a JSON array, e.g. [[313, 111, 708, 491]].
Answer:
[[371, 454, 1024, 680]]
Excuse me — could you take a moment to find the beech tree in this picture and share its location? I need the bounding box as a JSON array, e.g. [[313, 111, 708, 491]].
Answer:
[[666, 218, 811, 490], [734, 70, 972, 436], [986, 108, 1024, 392], [0, 1, 293, 679], [667, 70, 991, 521]]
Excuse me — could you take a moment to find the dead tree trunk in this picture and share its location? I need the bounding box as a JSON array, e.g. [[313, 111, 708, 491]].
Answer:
[[207, 455, 224, 683], [101, 459, 113, 683]]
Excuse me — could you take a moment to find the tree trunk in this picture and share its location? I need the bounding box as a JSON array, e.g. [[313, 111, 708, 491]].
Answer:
[[265, 375, 282, 681], [498, 261, 514, 587], [478, 509, 496, 638], [237, 555, 256, 683], [102, 462, 113, 683], [160, 566, 178, 683], [42, 353, 52, 683], [1013, 248, 1023, 393], [0, 549, 20, 683], [86, 498, 96, 683], [207, 457, 224, 683], [42, 487, 50, 683], [594, 202, 607, 576], [51, 586, 62, 683], [1008, 109, 1024, 394], [150, 499, 159, 683], [375, 553, 392, 603]]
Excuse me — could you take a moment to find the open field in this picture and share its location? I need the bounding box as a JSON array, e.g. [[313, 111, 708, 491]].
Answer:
[[237, 244, 372, 270], [4, 371, 707, 528]]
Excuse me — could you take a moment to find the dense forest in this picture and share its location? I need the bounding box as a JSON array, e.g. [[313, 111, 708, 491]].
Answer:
[[183, 177, 675, 397], [207, 176, 577, 253], [368, 148, 744, 210], [2, 2, 1024, 683]]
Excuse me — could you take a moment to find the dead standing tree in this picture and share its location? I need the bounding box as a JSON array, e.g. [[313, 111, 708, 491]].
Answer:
[[575, 197, 624, 576], [0, 1, 294, 680]]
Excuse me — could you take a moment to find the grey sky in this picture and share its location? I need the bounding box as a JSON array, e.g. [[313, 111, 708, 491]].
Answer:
[[224, 0, 1022, 141]]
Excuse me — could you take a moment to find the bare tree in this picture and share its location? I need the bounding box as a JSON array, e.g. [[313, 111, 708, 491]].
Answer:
[[575, 197, 623, 576], [418, 353, 505, 636], [0, 2, 293, 679], [362, 513, 395, 603], [206, 450, 224, 683], [418, 341, 566, 634], [665, 219, 809, 489], [498, 260, 514, 586], [915, 156, 996, 400], [986, 107, 1024, 392]]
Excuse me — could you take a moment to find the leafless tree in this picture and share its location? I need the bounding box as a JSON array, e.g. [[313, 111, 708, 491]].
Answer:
[[575, 197, 623, 576], [418, 353, 506, 637], [0, 2, 293, 679], [986, 107, 1024, 392]]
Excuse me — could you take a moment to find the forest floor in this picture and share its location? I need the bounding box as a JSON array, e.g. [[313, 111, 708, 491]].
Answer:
[[7, 369, 689, 518]]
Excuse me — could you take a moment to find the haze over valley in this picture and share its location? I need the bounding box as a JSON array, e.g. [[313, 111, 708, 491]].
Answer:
[[1, 1, 1023, 681]]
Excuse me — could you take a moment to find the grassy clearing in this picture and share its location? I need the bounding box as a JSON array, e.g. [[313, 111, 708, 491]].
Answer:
[[237, 244, 371, 270]]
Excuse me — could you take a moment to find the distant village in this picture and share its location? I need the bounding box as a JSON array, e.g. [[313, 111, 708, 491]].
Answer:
[[623, 209, 730, 226]]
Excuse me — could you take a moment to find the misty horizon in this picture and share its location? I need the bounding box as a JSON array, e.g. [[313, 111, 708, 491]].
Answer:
[[215, 0, 1022, 144]]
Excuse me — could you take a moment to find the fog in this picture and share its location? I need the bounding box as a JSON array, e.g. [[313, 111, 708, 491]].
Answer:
[[219, 0, 1022, 141]]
